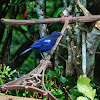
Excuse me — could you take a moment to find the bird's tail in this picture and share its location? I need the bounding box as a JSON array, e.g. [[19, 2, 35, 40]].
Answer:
[[20, 48, 32, 55]]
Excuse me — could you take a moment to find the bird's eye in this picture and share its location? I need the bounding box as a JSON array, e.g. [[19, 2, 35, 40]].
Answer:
[[57, 32, 60, 35]]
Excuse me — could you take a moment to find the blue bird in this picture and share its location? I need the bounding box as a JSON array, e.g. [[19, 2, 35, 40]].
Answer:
[[20, 31, 62, 59]]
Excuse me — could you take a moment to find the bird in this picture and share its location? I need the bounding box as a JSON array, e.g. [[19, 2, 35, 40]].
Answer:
[[20, 31, 62, 59]]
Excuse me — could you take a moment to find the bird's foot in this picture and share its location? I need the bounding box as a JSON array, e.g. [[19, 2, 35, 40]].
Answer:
[[47, 52, 52, 56], [42, 58, 49, 61], [40, 59, 51, 65]]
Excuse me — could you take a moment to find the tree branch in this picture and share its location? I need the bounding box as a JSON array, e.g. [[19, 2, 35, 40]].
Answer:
[[1, 15, 100, 25]]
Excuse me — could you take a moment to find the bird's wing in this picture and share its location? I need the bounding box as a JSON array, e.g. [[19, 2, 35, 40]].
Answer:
[[41, 39, 51, 47], [31, 37, 51, 48]]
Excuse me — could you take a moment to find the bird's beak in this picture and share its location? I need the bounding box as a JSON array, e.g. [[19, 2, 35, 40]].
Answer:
[[58, 32, 65, 36], [60, 33, 65, 36]]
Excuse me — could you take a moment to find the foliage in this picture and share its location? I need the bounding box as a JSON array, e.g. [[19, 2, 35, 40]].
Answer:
[[44, 67, 98, 100], [0, 64, 98, 100], [53, 7, 64, 18], [0, 64, 16, 95], [0, 64, 16, 85], [45, 66, 73, 99]]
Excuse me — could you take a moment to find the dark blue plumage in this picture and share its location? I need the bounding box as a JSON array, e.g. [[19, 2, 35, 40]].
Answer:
[[21, 31, 62, 58]]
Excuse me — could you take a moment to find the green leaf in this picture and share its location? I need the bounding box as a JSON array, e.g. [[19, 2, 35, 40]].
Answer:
[[53, 7, 64, 18], [69, 88, 82, 96], [60, 76, 68, 84], [65, 76, 74, 86], [6, 66, 11, 71], [56, 66, 63, 69], [0, 78, 3, 85], [77, 75, 96, 100], [77, 96, 89, 100], [0, 74, 5, 78], [51, 91, 58, 95], [51, 89, 63, 96], [26, 1, 35, 13], [3, 69, 8, 75], [55, 73, 60, 78], [0, 70, 2, 74], [73, 85, 77, 88], [45, 81, 51, 89], [22, 91, 28, 96], [21, 25, 28, 31], [56, 66, 63, 76], [50, 81, 54, 86], [70, 94, 77, 100], [89, 83, 96, 87], [58, 96, 65, 100], [57, 89, 63, 95], [0, 93, 5, 95], [23, 92, 25, 96], [9, 69, 16, 76], [48, 71, 55, 77]]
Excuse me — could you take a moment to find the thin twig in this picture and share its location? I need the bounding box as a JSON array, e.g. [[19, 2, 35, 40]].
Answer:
[[63, 87, 72, 100], [55, 52, 66, 61], [17, 71, 20, 78]]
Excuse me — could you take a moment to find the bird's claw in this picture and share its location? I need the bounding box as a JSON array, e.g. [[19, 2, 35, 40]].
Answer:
[[40, 59, 51, 65], [47, 53, 52, 56], [42, 58, 49, 61]]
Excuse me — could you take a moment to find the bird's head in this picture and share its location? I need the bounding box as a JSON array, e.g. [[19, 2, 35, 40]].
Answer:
[[50, 31, 63, 37]]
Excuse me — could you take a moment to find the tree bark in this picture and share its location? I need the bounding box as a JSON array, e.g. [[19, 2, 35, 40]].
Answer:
[[36, 0, 47, 38], [87, 27, 100, 77]]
